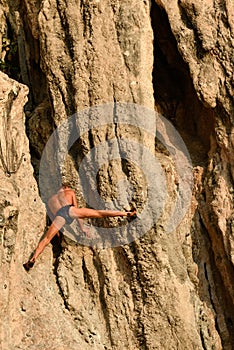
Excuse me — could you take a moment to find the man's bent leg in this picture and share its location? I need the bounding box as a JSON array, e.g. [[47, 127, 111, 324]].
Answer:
[[23, 216, 65, 270]]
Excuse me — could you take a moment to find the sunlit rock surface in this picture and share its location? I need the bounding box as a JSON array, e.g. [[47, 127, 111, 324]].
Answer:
[[0, 0, 233, 349]]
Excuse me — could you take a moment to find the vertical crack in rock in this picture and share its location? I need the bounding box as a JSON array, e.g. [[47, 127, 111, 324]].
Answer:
[[81, 254, 96, 294], [113, 244, 143, 350], [53, 255, 71, 312], [92, 249, 115, 347], [203, 262, 220, 335], [178, 3, 207, 60], [55, 0, 77, 115], [112, 245, 149, 349], [128, 243, 149, 349], [198, 213, 234, 348], [56, 0, 75, 62], [199, 209, 234, 347], [18, 1, 48, 109], [51, 235, 71, 311], [0, 90, 24, 176], [199, 328, 207, 350]]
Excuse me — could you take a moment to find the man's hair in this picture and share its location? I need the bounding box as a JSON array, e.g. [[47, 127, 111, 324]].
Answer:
[[61, 180, 70, 188]]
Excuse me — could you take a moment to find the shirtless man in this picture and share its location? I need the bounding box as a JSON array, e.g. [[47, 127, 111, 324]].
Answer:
[[23, 183, 136, 271]]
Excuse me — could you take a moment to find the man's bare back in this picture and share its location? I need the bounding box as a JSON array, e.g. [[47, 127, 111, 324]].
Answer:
[[47, 188, 77, 216]]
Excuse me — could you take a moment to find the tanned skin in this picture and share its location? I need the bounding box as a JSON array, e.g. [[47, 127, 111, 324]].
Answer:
[[23, 186, 136, 271]]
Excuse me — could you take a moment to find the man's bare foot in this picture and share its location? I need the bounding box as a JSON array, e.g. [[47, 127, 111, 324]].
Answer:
[[127, 208, 137, 220], [23, 259, 35, 272]]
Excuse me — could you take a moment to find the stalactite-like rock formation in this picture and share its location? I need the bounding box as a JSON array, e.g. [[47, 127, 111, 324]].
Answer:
[[0, 0, 233, 349]]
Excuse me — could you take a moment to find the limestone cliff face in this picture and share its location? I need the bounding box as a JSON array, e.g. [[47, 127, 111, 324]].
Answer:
[[0, 1, 233, 349]]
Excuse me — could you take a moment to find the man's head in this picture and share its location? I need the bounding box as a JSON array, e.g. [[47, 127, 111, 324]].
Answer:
[[61, 180, 70, 189]]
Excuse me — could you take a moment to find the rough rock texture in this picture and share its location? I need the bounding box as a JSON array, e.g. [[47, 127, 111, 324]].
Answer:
[[0, 1, 233, 350], [0, 73, 94, 350], [152, 1, 234, 348]]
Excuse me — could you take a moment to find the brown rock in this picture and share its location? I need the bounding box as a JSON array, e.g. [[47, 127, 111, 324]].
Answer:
[[0, 0, 233, 349]]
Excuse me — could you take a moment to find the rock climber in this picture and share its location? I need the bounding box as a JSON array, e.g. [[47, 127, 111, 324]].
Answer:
[[23, 182, 136, 271]]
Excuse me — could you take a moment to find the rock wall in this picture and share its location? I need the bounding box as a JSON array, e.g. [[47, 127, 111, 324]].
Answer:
[[152, 1, 234, 348], [0, 0, 233, 349]]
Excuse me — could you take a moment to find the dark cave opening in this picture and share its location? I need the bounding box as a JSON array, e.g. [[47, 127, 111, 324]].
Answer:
[[0, 5, 48, 110], [151, 3, 234, 347], [0, 3, 54, 182], [151, 4, 214, 167], [0, 17, 21, 81]]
